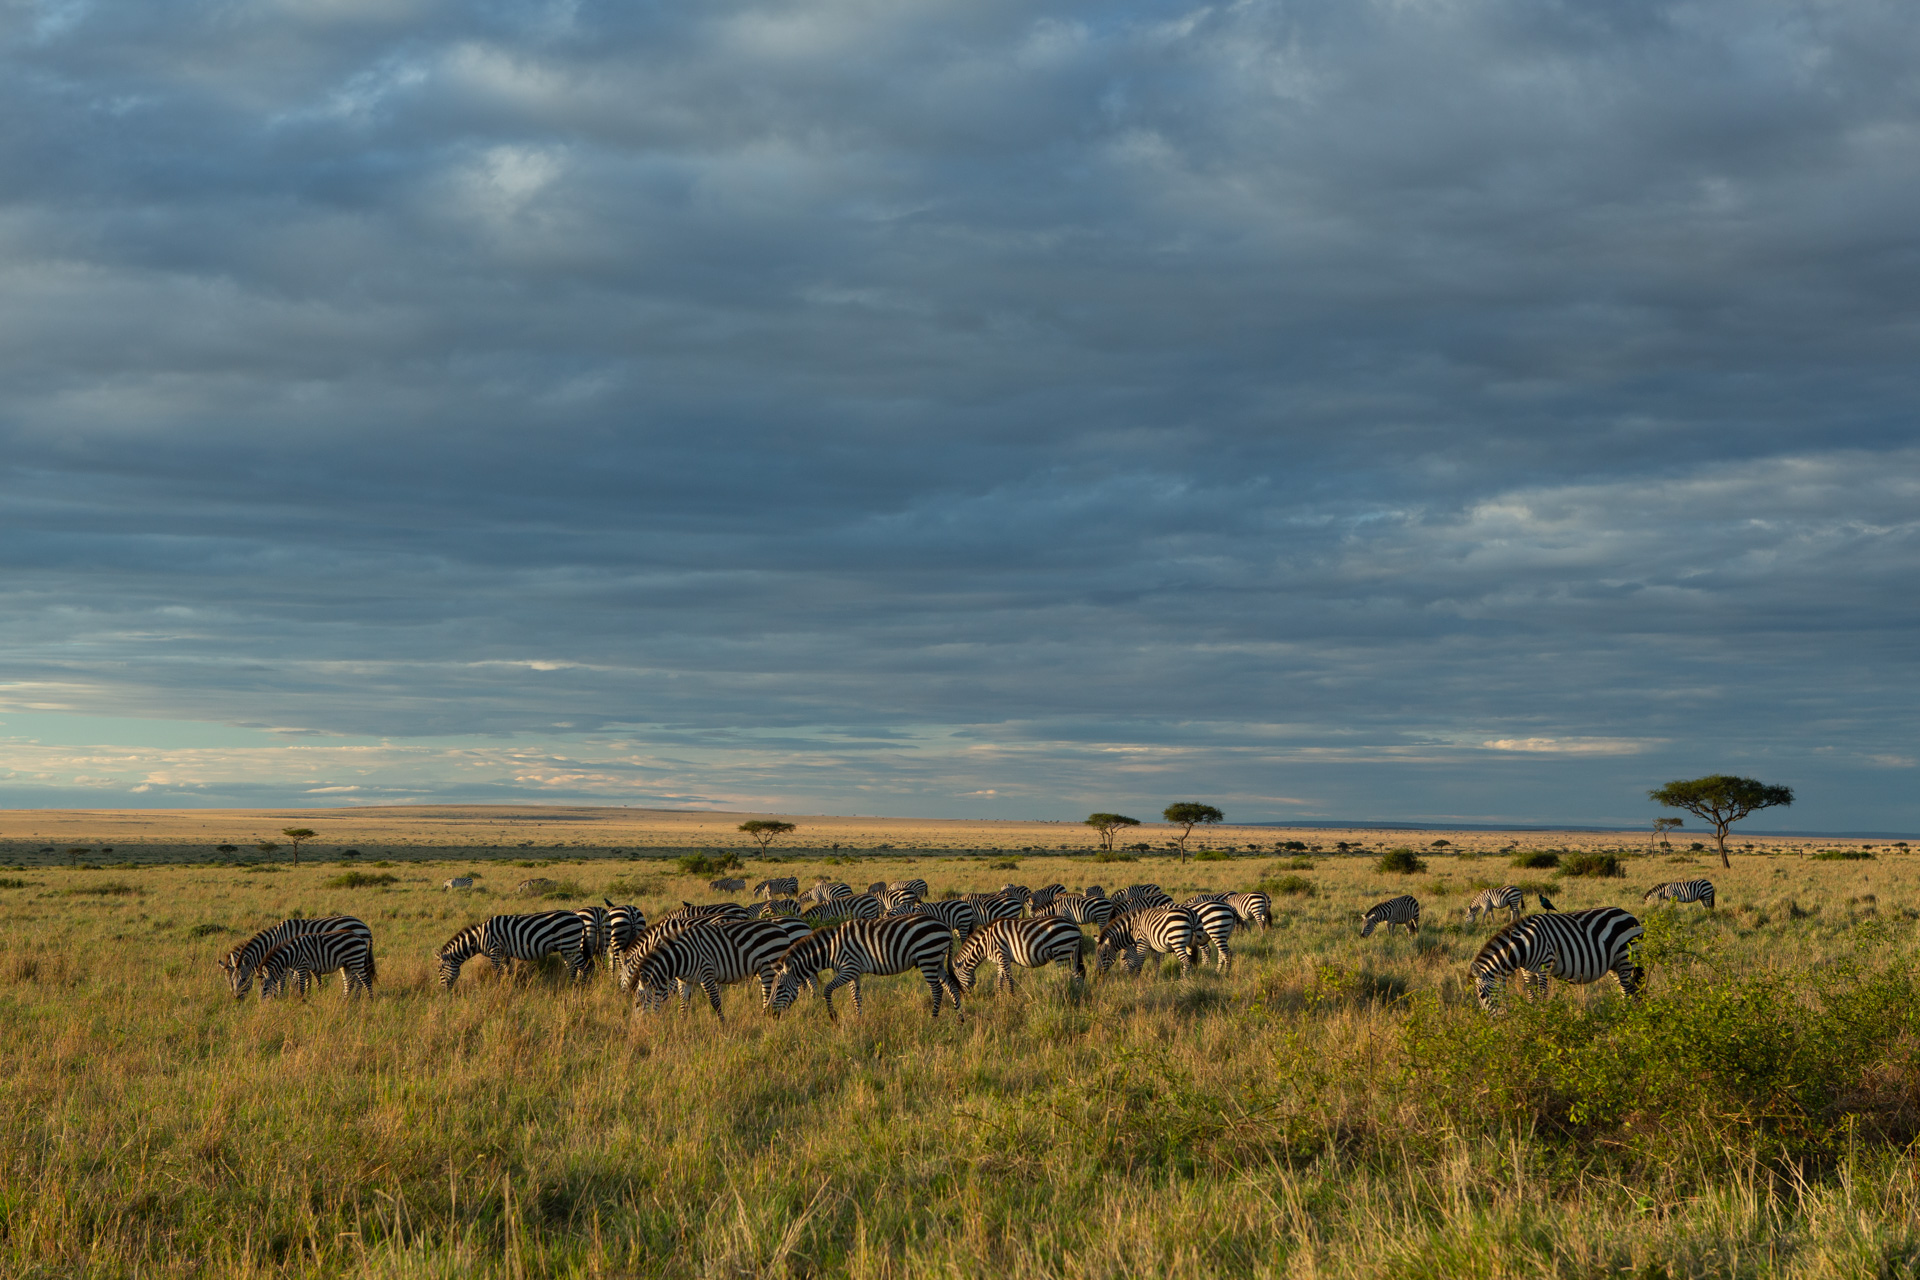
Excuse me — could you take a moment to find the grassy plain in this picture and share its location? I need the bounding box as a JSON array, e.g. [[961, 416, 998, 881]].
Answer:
[[1, 809, 1917, 1278]]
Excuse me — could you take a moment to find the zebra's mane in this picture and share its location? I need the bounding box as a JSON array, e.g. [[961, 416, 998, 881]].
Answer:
[[1470, 916, 1536, 965]]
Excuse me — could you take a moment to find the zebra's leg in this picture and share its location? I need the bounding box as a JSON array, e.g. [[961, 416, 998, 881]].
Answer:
[[1613, 959, 1645, 1000], [1522, 970, 1550, 1001], [941, 964, 966, 1020], [992, 939, 1015, 995], [818, 971, 854, 1020], [702, 977, 724, 1022]]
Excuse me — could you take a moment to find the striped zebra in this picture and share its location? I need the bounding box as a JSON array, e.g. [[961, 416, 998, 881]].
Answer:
[[617, 915, 722, 990], [1082, 884, 1105, 899], [953, 917, 1086, 993], [867, 881, 889, 893], [574, 905, 612, 968], [888, 878, 930, 900], [755, 898, 802, 918], [1028, 883, 1068, 913], [1643, 879, 1716, 910], [1112, 884, 1173, 912], [802, 894, 884, 926], [443, 877, 474, 891], [220, 915, 372, 999], [1186, 899, 1237, 970], [629, 917, 814, 1019], [436, 911, 591, 988], [1223, 891, 1272, 931], [1470, 907, 1646, 1011], [878, 886, 922, 914], [657, 902, 752, 927], [257, 931, 376, 999], [895, 897, 981, 943], [604, 901, 649, 974], [803, 882, 854, 905], [960, 892, 1026, 925], [997, 885, 1033, 910], [754, 876, 801, 900], [1038, 893, 1119, 928], [768, 916, 965, 1020], [1094, 906, 1201, 980], [1464, 886, 1524, 925], [1360, 895, 1421, 937]]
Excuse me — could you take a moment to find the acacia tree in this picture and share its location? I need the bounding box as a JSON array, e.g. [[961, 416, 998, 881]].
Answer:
[[739, 820, 797, 853], [1161, 803, 1224, 863], [281, 828, 317, 865], [1649, 775, 1793, 869], [1649, 818, 1683, 852], [1084, 813, 1140, 851]]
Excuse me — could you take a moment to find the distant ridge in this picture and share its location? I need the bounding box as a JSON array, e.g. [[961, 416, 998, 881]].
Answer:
[[1243, 819, 1917, 839]]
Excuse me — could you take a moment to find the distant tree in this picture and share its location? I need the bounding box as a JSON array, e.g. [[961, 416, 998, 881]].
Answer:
[[256, 842, 280, 860], [739, 820, 797, 853], [1650, 818, 1684, 852], [1649, 775, 1794, 869], [66, 847, 89, 868], [216, 844, 238, 857], [1084, 813, 1141, 851], [1161, 803, 1224, 863], [281, 828, 317, 866]]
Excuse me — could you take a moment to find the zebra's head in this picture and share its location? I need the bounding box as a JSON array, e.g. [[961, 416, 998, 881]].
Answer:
[[767, 962, 815, 1015], [951, 937, 985, 992], [1359, 911, 1380, 938], [1471, 963, 1505, 1011], [1092, 925, 1129, 976]]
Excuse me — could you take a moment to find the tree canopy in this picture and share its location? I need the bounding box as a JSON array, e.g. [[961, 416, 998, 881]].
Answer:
[[1162, 802, 1224, 862], [738, 820, 797, 852], [1649, 775, 1793, 868], [1083, 813, 1140, 851], [281, 827, 317, 865]]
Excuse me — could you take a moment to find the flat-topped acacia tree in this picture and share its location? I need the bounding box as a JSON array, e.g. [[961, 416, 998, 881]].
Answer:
[[1084, 813, 1140, 852], [281, 828, 317, 865], [1649, 775, 1793, 869], [739, 820, 797, 853], [1162, 803, 1224, 863]]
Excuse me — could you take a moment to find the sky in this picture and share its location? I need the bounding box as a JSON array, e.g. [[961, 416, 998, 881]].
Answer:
[[1, 0, 1915, 831]]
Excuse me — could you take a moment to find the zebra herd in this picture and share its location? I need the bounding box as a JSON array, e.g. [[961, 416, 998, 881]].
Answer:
[[212, 872, 1721, 1019]]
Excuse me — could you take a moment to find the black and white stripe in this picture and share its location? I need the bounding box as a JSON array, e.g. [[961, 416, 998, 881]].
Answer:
[[573, 905, 612, 968], [1094, 906, 1200, 980], [436, 911, 592, 989], [1643, 879, 1716, 910], [1037, 893, 1119, 928], [755, 898, 803, 918], [888, 878, 930, 900], [1360, 895, 1421, 937], [1185, 898, 1238, 970], [220, 915, 373, 998], [895, 897, 981, 943], [802, 882, 854, 905], [1028, 883, 1068, 913], [959, 892, 1026, 924], [1112, 884, 1173, 913], [802, 893, 884, 926], [1464, 886, 1524, 925], [878, 886, 923, 914], [629, 917, 814, 1018], [768, 916, 965, 1020], [952, 917, 1086, 993], [617, 915, 720, 990], [257, 930, 376, 999], [657, 902, 753, 928], [753, 876, 801, 899], [1471, 907, 1646, 1011]]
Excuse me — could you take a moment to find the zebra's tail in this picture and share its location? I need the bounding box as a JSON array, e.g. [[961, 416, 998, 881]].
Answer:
[[366, 950, 378, 987]]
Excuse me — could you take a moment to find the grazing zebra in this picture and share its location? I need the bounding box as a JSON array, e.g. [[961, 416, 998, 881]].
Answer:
[[1222, 891, 1273, 931], [709, 877, 747, 892], [436, 911, 591, 989], [997, 884, 1033, 909], [443, 877, 474, 891], [803, 881, 854, 905], [802, 893, 884, 926], [1360, 896, 1421, 937], [896, 897, 981, 943], [867, 881, 889, 893], [754, 876, 801, 900], [1112, 884, 1173, 912], [1185, 899, 1238, 970], [220, 915, 373, 999], [604, 901, 649, 973], [1028, 883, 1067, 912], [1094, 906, 1201, 980], [953, 917, 1086, 993], [629, 917, 814, 1019], [616, 916, 719, 990], [960, 892, 1026, 925], [573, 905, 612, 968], [656, 902, 752, 927], [1643, 879, 1716, 910], [878, 886, 922, 914], [1465, 886, 1525, 925], [1471, 907, 1646, 1011], [768, 916, 965, 1021], [888, 878, 930, 900], [1082, 885, 1105, 900], [1039, 893, 1119, 928], [755, 898, 802, 918], [257, 931, 376, 999]]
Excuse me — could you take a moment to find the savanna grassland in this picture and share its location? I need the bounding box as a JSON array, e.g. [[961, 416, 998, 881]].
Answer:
[[2, 808, 1918, 1278]]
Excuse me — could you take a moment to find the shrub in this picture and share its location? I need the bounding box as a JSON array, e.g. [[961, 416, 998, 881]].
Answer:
[[326, 872, 399, 889], [60, 882, 140, 897], [0, 878, 31, 890], [1194, 849, 1230, 862], [187, 923, 234, 938], [1512, 851, 1560, 869], [1562, 853, 1625, 878], [1278, 857, 1315, 870], [1094, 850, 1137, 863], [1430, 840, 1451, 849], [1279, 841, 1308, 851], [1377, 848, 1427, 874], [989, 859, 1020, 870], [676, 853, 743, 876], [1814, 849, 1874, 861], [1257, 875, 1315, 898]]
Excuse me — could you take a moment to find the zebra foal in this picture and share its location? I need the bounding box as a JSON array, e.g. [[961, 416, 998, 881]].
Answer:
[[220, 915, 372, 999], [258, 931, 376, 999], [1470, 907, 1645, 1011], [1360, 896, 1421, 937], [1643, 879, 1716, 910], [1464, 886, 1525, 925]]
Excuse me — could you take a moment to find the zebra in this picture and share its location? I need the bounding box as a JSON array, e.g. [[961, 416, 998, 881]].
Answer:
[[1094, 906, 1201, 980], [878, 886, 922, 914], [220, 915, 372, 999], [1185, 898, 1238, 970], [443, 877, 474, 891], [867, 881, 889, 893], [953, 917, 1086, 994], [709, 877, 747, 892], [755, 898, 802, 918], [767, 916, 965, 1021], [1470, 907, 1646, 1011], [1112, 884, 1173, 912], [656, 902, 752, 927], [1082, 884, 1106, 900], [1360, 896, 1421, 937], [895, 897, 981, 943], [888, 878, 930, 900], [1221, 891, 1273, 931], [959, 892, 1026, 925], [436, 911, 592, 989], [1643, 879, 1716, 910], [604, 901, 649, 974], [629, 917, 814, 1019], [997, 884, 1033, 909], [1038, 893, 1119, 928], [1028, 883, 1068, 913], [801, 893, 884, 927], [803, 881, 854, 905], [573, 905, 612, 969], [754, 876, 801, 900], [1465, 886, 1525, 925], [257, 931, 376, 1000]]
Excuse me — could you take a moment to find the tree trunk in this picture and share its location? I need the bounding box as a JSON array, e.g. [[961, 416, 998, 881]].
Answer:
[[1715, 827, 1730, 869]]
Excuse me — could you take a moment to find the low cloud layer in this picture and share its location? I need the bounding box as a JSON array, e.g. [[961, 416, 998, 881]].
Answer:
[[1, 0, 1915, 829]]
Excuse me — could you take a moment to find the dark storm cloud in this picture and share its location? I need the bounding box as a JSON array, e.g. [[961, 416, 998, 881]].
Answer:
[[0, 0, 1916, 825]]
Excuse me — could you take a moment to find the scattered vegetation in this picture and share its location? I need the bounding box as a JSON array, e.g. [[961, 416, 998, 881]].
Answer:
[[1093, 850, 1137, 863], [1562, 852, 1626, 878], [325, 871, 400, 889], [738, 820, 797, 852], [676, 852, 744, 876], [1814, 848, 1875, 861], [1376, 848, 1427, 874], [57, 881, 140, 897], [0, 878, 32, 889], [1512, 850, 1560, 869]]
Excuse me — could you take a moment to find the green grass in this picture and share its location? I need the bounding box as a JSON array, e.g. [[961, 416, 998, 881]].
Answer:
[[1814, 848, 1875, 861], [324, 871, 400, 889], [2, 853, 1918, 1276]]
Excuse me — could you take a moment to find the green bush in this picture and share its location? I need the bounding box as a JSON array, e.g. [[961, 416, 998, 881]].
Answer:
[[59, 882, 140, 897], [1562, 853, 1625, 878], [1377, 848, 1426, 874], [1262, 875, 1314, 897], [0, 877, 32, 890], [1194, 849, 1230, 862], [187, 922, 234, 938], [675, 853, 743, 876], [1094, 850, 1137, 863], [325, 872, 399, 889], [1814, 849, 1874, 861], [1512, 851, 1560, 869]]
